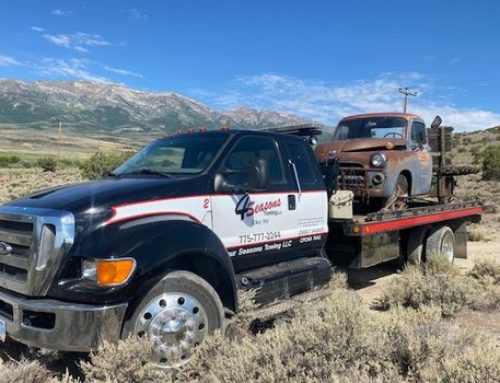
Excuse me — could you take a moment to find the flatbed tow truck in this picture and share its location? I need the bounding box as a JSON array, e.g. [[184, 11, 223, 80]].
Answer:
[[0, 123, 486, 368]]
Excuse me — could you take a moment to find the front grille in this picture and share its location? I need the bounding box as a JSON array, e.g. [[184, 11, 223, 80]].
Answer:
[[0, 216, 34, 291], [0, 207, 75, 296], [338, 163, 367, 190]]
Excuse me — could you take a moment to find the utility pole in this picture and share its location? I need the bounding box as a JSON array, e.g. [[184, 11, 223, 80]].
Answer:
[[57, 121, 62, 167], [398, 87, 418, 113]]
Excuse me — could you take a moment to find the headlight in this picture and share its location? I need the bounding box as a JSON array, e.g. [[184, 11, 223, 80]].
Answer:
[[82, 258, 136, 286], [371, 153, 386, 167]]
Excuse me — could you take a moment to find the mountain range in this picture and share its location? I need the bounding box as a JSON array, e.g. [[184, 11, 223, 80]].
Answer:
[[0, 79, 313, 135]]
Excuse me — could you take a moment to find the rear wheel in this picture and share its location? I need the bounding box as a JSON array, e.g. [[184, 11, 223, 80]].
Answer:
[[124, 271, 225, 369], [425, 226, 455, 263]]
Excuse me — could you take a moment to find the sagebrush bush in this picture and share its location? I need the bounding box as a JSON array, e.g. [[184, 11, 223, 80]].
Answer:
[[375, 254, 477, 317], [480, 145, 500, 180], [79, 151, 134, 180], [467, 227, 486, 242], [36, 157, 58, 172], [468, 259, 500, 283], [0, 359, 51, 383], [377, 254, 500, 317], [80, 338, 172, 383]]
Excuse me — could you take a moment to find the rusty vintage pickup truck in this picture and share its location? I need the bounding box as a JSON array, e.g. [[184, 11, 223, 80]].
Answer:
[[315, 112, 436, 209]]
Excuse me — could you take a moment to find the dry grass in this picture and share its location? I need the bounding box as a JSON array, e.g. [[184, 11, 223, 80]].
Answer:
[[0, 168, 82, 205]]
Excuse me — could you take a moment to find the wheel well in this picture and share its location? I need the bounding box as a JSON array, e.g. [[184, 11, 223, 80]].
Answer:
[[165, 253, 237, 313], [400, 170, 412, 195]]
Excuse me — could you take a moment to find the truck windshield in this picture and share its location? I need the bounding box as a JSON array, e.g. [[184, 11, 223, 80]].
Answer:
[[114, 134, 228, 176], [333, 117, 407, 140]]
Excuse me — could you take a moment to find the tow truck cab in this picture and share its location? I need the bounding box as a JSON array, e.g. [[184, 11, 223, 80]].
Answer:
[[0, 130, 332, 366]]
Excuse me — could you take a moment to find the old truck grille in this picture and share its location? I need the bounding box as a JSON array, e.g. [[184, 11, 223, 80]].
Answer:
[[338, 163, 367, 190], [0, 207, 75, 296]]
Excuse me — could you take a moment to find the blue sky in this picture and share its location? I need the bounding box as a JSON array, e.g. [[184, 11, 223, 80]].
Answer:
[[0, 0, 499, 130]]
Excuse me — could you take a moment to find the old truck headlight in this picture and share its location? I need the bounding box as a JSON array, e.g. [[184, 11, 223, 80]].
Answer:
[[82, 258, 136, 286], [371, 153, 386, 167]]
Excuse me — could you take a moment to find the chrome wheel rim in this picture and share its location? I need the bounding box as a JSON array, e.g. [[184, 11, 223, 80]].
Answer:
[[134, 292, 208, 368], [441, 233, 455, 263]]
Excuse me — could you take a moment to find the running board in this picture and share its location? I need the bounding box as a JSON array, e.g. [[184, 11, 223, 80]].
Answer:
[[235, 256, 333, 306]]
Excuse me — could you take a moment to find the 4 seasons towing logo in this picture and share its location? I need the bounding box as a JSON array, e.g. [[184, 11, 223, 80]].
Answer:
[[235, 193, 282, 220]]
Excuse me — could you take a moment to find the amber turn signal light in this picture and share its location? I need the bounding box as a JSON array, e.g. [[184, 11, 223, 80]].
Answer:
[[96, 259, 136, 286], [386, 141, 395, 150]]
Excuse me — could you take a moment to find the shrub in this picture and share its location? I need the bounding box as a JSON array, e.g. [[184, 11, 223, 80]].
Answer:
[[375, 255, 475, 318], [457, 147, 467, 153], [467, 227, 485, 242], [480, 145, 500, 180], [36, 157, 57, 172], [80, 338, 171, 383], [0, 359, 51, 383], [376, 254, 500, 317], [79, 151, 134, 180], [468, 259, 500, 283], [9, 155, 20, 164], [0, 157, 10, 168]]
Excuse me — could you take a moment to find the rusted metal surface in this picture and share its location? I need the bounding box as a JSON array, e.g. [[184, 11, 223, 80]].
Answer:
[[315, 113, 433, 204]]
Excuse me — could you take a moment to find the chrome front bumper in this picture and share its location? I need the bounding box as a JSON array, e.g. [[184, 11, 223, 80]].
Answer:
[[0, 288, 128, 352]]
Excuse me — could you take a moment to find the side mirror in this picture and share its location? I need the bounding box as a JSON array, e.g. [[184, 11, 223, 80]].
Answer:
[[431, 115, 442, 129], [247, 159, 269, 191]]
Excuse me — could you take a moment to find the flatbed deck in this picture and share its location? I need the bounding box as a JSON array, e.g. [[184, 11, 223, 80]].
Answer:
[[326, 198, 486, 268]]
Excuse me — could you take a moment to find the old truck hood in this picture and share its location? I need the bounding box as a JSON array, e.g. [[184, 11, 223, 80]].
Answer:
[[315, 139, 407, 161]]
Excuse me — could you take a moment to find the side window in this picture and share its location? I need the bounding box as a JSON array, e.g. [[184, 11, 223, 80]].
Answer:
[[411, 121, 427, 145], [222, 136, 286, 188], [284, 140, 317, 185]]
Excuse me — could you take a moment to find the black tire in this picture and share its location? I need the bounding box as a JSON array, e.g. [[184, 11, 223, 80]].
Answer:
[[384, 174, 409, 210], [123, 270, 225, 368], [425, 226, 455, 263]]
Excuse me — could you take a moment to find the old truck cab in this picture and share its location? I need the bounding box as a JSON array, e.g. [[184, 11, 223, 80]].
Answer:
[[315, 113, 433, 209]]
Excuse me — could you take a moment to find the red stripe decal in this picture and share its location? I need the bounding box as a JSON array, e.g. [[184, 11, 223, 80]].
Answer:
[[361, 206, 484, 235], [107, 210, 201, 225]]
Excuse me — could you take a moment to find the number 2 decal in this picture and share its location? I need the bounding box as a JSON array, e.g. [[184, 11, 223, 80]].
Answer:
[[203, 198, 210, 209]]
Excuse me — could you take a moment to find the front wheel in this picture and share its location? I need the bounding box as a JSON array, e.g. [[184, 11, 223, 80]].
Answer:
[[124, 271, 225, 368], [384, 174, 409, 210]]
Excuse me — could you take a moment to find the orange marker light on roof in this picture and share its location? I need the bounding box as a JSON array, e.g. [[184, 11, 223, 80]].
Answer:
[[96, 258, 136, 286]]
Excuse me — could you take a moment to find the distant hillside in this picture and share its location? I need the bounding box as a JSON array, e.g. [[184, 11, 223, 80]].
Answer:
[[0, 79, 313, 135]]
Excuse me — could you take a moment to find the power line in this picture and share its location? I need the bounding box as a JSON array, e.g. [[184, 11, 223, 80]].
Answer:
[[398, 87, 418, 113]]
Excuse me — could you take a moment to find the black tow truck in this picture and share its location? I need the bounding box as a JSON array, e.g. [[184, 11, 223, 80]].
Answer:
[[0, 127, 485, 367]]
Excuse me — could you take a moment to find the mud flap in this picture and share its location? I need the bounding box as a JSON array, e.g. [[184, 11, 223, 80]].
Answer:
[[454, 221, 467, 259]]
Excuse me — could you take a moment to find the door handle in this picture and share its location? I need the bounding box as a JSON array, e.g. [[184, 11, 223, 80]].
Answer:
[[288, 195, 296, 210]]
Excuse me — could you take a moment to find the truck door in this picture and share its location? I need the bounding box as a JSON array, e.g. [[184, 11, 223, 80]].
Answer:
[[410, 120, 433, 195], [211, 135, 298, 270], [281, 137, 329, 248]]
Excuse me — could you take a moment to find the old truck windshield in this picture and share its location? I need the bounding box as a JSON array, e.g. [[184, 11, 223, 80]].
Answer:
[[114, 134, 228, 176], [333, 117, 408, 140]]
